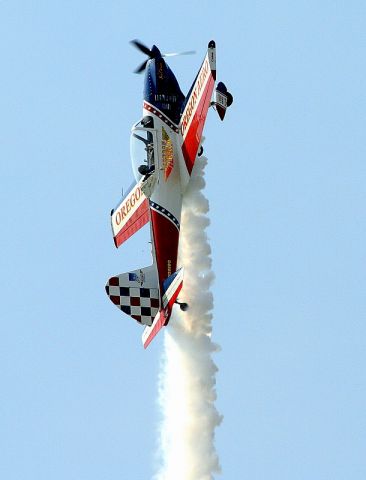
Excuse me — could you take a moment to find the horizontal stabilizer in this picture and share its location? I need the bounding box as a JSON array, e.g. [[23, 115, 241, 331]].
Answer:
[[111, 179, 149, 248], [141, 309, 166, 349], [162, 267, 184, 310], [214, 82, 233, 121], [142, 268, 184, 348]]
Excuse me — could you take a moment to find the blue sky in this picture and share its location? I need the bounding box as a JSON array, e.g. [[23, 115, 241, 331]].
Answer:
[[1, 1, 365, 479]]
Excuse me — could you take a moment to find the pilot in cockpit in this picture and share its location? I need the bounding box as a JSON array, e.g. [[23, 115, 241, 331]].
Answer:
[[138, 163, 155, 181]]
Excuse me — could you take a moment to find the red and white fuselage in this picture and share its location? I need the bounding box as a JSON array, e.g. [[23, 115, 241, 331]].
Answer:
[[106, 41, 231, 347]]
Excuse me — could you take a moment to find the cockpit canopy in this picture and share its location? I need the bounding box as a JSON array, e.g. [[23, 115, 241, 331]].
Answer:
[[130, 117, 156, 182]]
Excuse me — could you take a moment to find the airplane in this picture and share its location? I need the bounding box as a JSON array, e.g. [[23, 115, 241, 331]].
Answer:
[[105, 40, 233, 348]]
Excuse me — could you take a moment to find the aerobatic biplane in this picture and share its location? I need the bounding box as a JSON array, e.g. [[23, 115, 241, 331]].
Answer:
[[105, 40, 232, 348]]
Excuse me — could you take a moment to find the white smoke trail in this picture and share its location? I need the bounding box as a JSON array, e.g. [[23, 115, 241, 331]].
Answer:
[[154, 157, 222, 480]]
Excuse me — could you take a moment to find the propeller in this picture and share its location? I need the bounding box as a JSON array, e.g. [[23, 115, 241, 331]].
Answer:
[[162, 51, 196, 57], [130, 39, 195, 74]]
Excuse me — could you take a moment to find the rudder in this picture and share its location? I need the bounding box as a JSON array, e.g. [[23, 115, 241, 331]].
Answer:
[[105, 265, 160, 326]]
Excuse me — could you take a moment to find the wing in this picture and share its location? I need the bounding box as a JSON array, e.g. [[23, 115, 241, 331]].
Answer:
[[179, 40, 216, 175], [111, 178, 150, 248]]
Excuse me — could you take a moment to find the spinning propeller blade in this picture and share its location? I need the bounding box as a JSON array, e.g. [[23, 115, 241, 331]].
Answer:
[[134, 59, 149, 74], [130, 40, 195, 74], [163, 51, 196, 57], [130, 39, 153, 58]]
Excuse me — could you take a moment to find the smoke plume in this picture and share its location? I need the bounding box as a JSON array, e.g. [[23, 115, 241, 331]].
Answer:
[[154, 157, 222, 480]]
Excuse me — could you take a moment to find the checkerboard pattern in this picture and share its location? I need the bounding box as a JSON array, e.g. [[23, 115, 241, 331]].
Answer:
[[106, 276, 160, 326]]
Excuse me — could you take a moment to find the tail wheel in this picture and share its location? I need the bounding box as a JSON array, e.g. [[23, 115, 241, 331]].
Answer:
[[175, 300, 189, 311], [179, 302, 188, 311]]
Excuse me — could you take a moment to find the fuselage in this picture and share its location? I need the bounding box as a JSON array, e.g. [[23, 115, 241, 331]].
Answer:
[[131, 55, 189, 313]]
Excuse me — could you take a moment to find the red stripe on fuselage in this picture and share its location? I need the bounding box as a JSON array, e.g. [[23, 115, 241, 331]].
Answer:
[[181, 74, 215, 174], [150, 209, 179, 292]]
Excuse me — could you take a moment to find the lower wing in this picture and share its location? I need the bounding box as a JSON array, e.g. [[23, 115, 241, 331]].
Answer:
[[111, 179, 149, 248]]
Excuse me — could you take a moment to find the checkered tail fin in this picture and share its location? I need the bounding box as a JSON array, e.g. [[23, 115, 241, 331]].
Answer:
[[105, 265, 160, 326]]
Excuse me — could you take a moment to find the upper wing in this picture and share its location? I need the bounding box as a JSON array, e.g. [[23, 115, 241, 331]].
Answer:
[[180, 40, 216, 175], [111, 179, 150, 248]]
